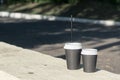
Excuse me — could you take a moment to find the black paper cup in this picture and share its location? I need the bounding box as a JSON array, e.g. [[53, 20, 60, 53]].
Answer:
[[64, 43, 82, 70], [81, 49, 97, 73]]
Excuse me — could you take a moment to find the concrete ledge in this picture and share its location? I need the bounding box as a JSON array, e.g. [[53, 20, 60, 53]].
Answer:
[[0, 71, 21, 80], [0, 11, 120, 26], [0, 42, 119, 80]]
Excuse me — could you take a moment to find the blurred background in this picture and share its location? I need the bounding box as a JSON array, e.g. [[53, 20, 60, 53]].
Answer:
[[0, 0, 120, 74], [1, 0, 120, 20]]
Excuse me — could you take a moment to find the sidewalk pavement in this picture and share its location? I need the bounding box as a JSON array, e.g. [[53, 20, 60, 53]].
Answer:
[[0, 42, 119, 80]]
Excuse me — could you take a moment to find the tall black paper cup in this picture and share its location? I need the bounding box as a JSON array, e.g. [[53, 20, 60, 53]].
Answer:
[[81, 49, 97, 73], [64, 43, 82, 70]]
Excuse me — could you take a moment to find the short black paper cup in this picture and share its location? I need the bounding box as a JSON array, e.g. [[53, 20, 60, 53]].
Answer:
[[81, 49, 97, 73], [64, 42, 82, 70]]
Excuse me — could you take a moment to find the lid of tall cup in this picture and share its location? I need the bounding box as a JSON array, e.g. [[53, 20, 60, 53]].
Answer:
[[81, 49, 97, 55], [64, 42, 82, 50]]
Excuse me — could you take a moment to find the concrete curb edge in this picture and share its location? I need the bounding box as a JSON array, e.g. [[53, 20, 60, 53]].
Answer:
[[0, 11, 120, 26]]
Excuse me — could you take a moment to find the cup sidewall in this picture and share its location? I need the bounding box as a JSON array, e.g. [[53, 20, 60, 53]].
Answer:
[[65, 49, 82, 70], [82, 55, 97, 72]]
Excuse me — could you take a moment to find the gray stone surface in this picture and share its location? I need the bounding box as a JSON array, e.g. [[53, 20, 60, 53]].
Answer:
[[0, 71, 21, 80], [0, 42, 119, 80]]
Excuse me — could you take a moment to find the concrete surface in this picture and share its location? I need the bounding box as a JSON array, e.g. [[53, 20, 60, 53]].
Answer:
[[0, 42, 119, 80], [0, 71, 21, 80], [1, 11, 120, 26]]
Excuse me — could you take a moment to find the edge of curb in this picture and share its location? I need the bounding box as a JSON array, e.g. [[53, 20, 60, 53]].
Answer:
[[0, 11, 120, 26]]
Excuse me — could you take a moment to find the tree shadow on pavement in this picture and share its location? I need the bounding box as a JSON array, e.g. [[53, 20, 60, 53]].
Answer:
[[0, 19, 119, 49], [0, 20, 69, 48], [0, 18, 120, 74]]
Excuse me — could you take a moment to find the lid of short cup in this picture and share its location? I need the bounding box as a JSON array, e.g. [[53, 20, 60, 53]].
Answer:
[[81, 49, 97, 55], [64, 42, 82, 49]]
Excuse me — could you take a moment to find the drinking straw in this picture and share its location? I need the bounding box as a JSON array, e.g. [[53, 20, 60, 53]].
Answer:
[[71, 15, 73, 42]]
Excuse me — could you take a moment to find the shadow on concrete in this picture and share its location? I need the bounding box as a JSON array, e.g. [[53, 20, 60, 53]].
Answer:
[[56, 55, 66, 59], [0, 19, 119, 49], [0, 20, 69, 48]]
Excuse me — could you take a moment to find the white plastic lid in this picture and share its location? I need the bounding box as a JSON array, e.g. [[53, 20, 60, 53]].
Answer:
[[81, 49, 97, 55], [64, 42, 82, 50]]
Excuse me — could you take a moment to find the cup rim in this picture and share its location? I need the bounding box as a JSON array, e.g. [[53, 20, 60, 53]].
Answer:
[[81, 48, 98, 55], [64, 42, 82, 49]]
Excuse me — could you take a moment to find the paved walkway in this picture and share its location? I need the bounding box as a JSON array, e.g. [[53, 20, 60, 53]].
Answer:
[[0, 17, 120, 74], [0, 42, 120, 80]]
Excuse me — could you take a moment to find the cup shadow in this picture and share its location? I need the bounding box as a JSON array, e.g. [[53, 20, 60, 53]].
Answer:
[[56, 54, 101, 72], [96, 68, 101, 72], [80, 64, 83, 68], [56, 54, 66, 59]]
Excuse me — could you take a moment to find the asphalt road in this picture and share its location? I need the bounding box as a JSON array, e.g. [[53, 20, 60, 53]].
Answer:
[[0, 17, 120, 74]]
